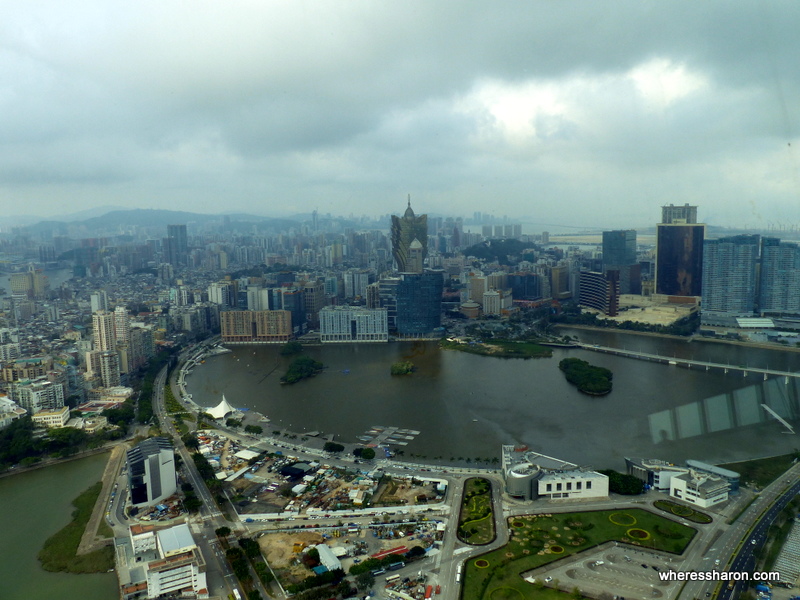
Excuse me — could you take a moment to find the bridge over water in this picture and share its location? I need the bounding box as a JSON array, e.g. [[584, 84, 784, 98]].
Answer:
[[576, 343, 800, 382]]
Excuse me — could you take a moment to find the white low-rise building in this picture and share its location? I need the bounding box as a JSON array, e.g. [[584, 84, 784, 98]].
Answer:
[[502, 445, 609, 501], [32, 405, 70, 428], [118, 523, 208, 599], [669, 470, 729, 508]]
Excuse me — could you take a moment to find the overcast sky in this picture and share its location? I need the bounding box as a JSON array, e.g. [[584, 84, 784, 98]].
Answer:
[[3, 1, 800, 229]]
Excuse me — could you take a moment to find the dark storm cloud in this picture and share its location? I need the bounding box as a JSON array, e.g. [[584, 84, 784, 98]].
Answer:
[[2, 0, 800, 226]]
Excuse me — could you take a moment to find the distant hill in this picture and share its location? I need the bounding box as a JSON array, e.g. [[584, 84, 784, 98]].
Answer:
[[23, 209, 301, 237]]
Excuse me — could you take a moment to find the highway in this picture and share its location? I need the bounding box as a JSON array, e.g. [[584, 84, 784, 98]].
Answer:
[[678, 462, 800, 600]]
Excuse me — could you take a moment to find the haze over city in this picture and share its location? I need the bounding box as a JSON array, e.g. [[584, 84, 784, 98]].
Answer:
[[4, 1, 800, 229]]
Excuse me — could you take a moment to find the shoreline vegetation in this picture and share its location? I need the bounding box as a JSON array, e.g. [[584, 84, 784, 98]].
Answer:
[[440, 338, 552, 359], [558, 357, 613, 395], [38, 481, 114, 573]]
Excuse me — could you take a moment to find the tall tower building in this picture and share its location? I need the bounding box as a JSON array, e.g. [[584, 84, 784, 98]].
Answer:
[[701, 235, 759, 323], [655, 205, 704, 297], [759, 237, 800, 315], [92, 310, 117, 351], [114, 305, 130, 345], [391, 196, 428, 273], [90, 291, 109, 313], [395, 272, 443, 337], [165, 224, 188, 267], [661, 203, 698, 224], [602, 230, 640, 295]]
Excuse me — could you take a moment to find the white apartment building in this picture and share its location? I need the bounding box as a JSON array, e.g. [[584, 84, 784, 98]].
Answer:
[[319, 306, 388, 342]]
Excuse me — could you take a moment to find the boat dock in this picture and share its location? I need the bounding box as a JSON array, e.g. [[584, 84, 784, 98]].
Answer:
[[360, 425, 421, 447]]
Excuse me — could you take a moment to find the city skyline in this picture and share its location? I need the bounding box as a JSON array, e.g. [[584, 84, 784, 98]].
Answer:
[[3, 2, 800, 229]]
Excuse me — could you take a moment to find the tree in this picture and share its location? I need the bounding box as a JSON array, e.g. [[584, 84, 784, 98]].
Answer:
[[215, 526, 231, 537], [280, 341, 303, 356], [355, 571, 375, 590], [324, 441, 345, 453], [244, 424, 263, 435], [226, 418, 242, 428], [360, 447, 376, 460], [599, 470, 645, 495]]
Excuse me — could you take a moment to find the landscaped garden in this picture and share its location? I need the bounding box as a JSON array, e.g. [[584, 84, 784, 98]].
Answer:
[[461, 509, 696, 600], [457, 478, 496, 545], [652, 499, 713, 524]]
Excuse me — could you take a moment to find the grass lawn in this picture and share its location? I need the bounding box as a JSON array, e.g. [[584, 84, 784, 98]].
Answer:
[[652, 499, 712, 523], [38, 481, 115, 573], [462, 509, 696, 600], [719, 452, 798, 489], [458, 478, 495, 545]]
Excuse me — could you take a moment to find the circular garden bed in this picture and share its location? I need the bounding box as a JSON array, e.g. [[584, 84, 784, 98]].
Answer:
[[608, 512, 637, 526]]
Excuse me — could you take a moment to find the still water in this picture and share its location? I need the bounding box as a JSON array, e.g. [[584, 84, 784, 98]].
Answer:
[[186, 334, 800, 470], [0, 453, 117, 600]]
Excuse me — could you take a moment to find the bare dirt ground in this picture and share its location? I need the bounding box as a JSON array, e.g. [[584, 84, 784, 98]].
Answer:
[[258, 531, 324, 568]]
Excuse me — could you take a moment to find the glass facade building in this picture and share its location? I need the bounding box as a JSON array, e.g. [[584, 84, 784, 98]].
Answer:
[[395, 272, 443, 336], [701, 235, 759, 321]]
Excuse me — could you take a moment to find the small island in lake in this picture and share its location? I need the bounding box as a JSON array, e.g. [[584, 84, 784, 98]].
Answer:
[[281, 355, 324, 384], [558, 357, 613, 395], [390, 360, 415, 375]]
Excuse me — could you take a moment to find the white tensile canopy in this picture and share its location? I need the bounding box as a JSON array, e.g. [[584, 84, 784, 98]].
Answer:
[[207, 395, 235, 420]]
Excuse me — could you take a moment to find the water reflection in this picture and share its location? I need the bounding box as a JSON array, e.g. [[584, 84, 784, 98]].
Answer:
[[649, 376, 800, 443]]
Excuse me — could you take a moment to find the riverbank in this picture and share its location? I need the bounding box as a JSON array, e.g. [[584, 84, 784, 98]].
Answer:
[[440, 338, 552, 359]]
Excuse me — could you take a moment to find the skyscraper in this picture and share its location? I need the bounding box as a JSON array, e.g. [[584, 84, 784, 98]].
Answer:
[[92, 310, 117, 351], [602, 230, 640, 295], [391, 196, 428, 272], [655, 205, 704, 297], [759, 237, 800, 315], [701, 235, 759, 323], [165, 224, 188, 267], [395, 272, 443, 336], [661, 203, 698, 224]]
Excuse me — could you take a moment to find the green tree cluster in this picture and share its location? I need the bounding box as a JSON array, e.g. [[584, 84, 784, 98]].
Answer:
[[281, 356, 324, 384], [558, 358, 613, 395], [598, 469, 645, 495]]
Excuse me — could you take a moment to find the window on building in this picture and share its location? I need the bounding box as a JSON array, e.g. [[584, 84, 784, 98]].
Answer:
[[556, 482, 562, 491]]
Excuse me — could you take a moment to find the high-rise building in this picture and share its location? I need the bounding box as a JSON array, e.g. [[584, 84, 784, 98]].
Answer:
[[602, 230, 637, 269], [579, 270, 620, 316], [602, 230, 640, 295], [303, 278, 327, 328], [661, 203, 698, 224], [220, 310, 292, 343], [391, 197, 428, 272], [165, 224, 188, 267], [759, 237, 800, 315], [9, 377, 65, 414], [127, 437, 177, 507], [92, 310, 117, 351], [90, 291, 109, 313], [395, 272, 443, 337], [655, 206, 704, 297], [114, 305, 130, 345], [701, 235, 759, 323]]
